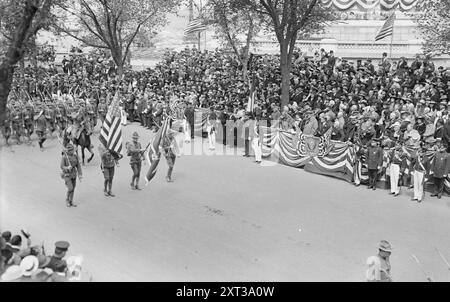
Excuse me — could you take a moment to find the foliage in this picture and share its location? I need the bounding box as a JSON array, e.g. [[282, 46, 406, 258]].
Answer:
[[54, 0, 180, 75], [411, 0, 450, 56]]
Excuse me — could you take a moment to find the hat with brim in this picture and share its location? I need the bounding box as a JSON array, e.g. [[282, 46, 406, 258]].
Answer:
[[378, 240, 392, 253], [391, 122, 401, 128], [132, 132, 139, 139], [37, 254, 51, 268], [1, 265, 23, 281], [20, 255, 39, 277], [66, 144, 74, 151]]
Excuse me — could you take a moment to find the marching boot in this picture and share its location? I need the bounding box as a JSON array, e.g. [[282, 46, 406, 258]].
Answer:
[[131, 176, 136, 190], [108, 181, 115, 197], [166, 167, 173, 182], [66, 199, 71, 207], [135, 177, 141, 190], [104, 180, 109, 196]]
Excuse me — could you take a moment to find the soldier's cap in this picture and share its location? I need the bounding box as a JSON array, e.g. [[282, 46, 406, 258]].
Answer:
[[132, 132, 139, 139], [378, 240, 392, 253], [55, 241, 70, 252], [66, 144, 74, 151]]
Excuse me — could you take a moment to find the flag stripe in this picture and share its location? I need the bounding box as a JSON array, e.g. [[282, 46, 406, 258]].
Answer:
[[99, 92, 123, 154], [375, 12, 395, 41]]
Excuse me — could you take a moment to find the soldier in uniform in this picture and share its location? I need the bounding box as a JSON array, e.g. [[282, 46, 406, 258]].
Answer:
[[23, 103, 35, 143], [44, 103, 57, 137], [127, 132, 144, 190], [2, 105, 12, 145], [60, 143, 83, 207], [55, 101, 67, 137], [366, 138, 384, 190], [99, 145, 119, 197], [410, 146, 430, 203], [387, 143, 406, 196], [44, 241, 70, 272], [366, 240, 393, 282], [10, 103, 24, 144], [430, 139, 450, 199], [86, 100, 97, 130], [34, 103, 47, 150], [97, 99, 107, 125], [161, 129, 179, 182]]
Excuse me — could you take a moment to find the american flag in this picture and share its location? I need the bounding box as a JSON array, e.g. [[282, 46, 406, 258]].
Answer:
[[184, 18, 206, 36], [375, 12, 396, 41], [145, 117, 170, 184], [99, 92, 123, 154]]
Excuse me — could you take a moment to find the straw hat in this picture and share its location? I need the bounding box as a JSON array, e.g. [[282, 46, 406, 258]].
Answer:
[[20, 255, 39, 276], [378, 240, 392, 253], [0, 265, 23, 281]]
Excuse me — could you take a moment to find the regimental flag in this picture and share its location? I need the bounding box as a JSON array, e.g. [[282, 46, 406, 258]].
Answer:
[[99, 92, 123, 155], [184, 18, 206, 36], [145, 118, 170, 184], [246, 74, 256, 113], [375, 12, 396, 41]]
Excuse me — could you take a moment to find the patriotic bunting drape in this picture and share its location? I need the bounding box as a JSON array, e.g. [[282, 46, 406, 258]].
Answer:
[[320, 0, 418, 11], [260, 127, 450, 193]]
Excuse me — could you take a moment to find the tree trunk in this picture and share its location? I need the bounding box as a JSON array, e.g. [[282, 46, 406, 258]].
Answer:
[[116, 63, 124, 79], [280, 42, 291, 108], [242, 57, 248, 80], [0, 65, 14, 127]]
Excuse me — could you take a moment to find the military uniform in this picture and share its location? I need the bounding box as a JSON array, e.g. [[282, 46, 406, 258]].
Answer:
[[162, 131, 178, 182], [44, 104, 56, 135], [55, 103, 67, 135], [388, 147, 406, 195], [410, 152, 430, 202], [34, 108, 47, 150], [44, 241, 69, 272], [23, 105, 35, 142], [366, 142, 384, 190], [11, 106, 24, 144], [101, 149, 117, 196], [127, 132, 143, 189], [430, 148, 450, 198], [2, 107, 11, 145], [60, 144, 82, 207]]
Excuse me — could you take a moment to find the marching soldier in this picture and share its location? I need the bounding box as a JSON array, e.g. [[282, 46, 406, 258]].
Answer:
[[23, 103, 35, 143], [11, 103, 24, 144], [366, 138, 383, 190], [127, 132, 144, 190], [60, 143, 83, 207], [161, 129, 179, 182], [410, 146, 430, 203], [430, 139, 450, 199], [2, 106, 12, 145], [55, 101, 67, 137], [99, 145, 119, 197], [97, 99, 107, 125], [34, 103, 47, 151], [86, 100, 97, 130], [44, 103, 57, 137]]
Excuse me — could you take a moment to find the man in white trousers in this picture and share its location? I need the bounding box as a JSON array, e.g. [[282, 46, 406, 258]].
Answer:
[[207, 106, 217, 150], [251, 116, 262, 164], [410, 147, 430, 203], [388, 143, 405, 197]]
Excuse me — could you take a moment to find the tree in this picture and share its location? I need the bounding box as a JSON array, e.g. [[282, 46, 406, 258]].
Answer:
[[411, 0, 450, 55], [0, 0, 56, 126], [207, 0, 261, 79], [55, 0, 180, 78], [245, 0, 335, 107]]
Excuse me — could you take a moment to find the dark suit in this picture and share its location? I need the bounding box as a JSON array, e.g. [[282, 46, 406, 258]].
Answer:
[[45, 255, 66, 271], [366, 146, 384, 188], [431, 151, 450, 197]]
